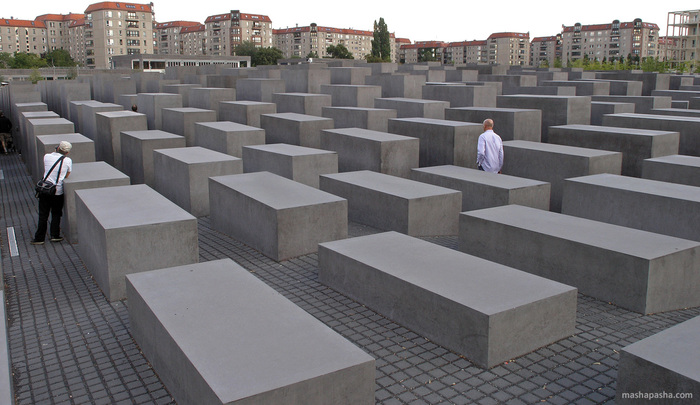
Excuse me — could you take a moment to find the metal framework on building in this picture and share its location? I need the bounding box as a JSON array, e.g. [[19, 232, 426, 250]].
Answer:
[[665, 10, 700, 67]]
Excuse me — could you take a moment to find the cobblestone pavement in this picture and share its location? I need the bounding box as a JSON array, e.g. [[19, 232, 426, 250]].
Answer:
[[1, 151, 698, 404]]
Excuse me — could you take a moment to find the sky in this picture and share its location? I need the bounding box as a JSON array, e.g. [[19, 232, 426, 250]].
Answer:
[[2, 0, 700, 43]]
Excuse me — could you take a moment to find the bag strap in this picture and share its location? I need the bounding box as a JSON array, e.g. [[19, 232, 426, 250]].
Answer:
[[42, 156, 65, 182]]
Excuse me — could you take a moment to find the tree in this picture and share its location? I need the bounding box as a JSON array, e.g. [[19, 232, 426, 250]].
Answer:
[[418, 48, 437, 62], [371, 17, 392, 62], [553, 58, 563, 68], [0, 53, 11, 69], [233, 41, 257, 58], [306, 51, 319, 59], [326, 44, 354, 59], [11, 52, 47, 69], [44, 49, 77, 67], [253, 47, 283, 66], [28, 68, 44, 84]]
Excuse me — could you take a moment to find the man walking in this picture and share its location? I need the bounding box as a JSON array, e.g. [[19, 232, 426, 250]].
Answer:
[[32, 141, 73, 244], [476, 118, 504, 173]]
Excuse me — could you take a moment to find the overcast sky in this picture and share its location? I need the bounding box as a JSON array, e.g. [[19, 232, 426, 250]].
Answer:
[[2, 1, 699, 43]]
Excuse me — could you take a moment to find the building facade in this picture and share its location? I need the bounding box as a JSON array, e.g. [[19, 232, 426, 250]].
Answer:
[[561, 19, 660, 64], [665, 10, 700, 67], [82, 1, 155, 69], [180, 24, 205, 56], [273, 24, 393, 61], [486, 32, 530, 65], [0, 19, 47, 55], [530, 35, 562, 67], [443, 40, 488, 65], [399, 41, 445, 64], [154, 21, 200, 55], [204, 11, 273, 56], [35, 14, 85, 53]]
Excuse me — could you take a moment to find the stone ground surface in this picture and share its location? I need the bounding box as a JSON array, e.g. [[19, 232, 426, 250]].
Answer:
[[0, 151, 698, 404]]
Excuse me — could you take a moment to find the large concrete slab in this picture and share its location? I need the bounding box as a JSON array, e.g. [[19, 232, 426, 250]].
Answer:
[[136, 93, 183, 130], [374, 97, 448, 119], [541, 80, 610, 96], [502, 140, 622, 212], [590, 95, 672, 114], [120, 130, 186, 186], [322, 106, 397, 132], [602, 113, 700, 156], [209, 172, 347, 261], [260, 112, 334, 149], [153, 147, 243, 217], [318, 231, 577, 368], [242, 143, 338, 188], [548, 124, 680, 177], [320, 170, 461, 236], [422, 84, 497, 108], [187, 88, 235, 119], [562, 174, 700, 242], [62, 162, 130, 243], [459, 205, 700, 314], [590, 101, 635, 126], [161, 107, 217, 147], [616, 315, 700, 404], [411, 165, 550, 211], [95, 111, 148, 169], [320, 84, 382, 108], [273, 92, 332, 117], [127, 259, 375, 405], [75, 184, 198, 301], [25, 118, 75, 179], [364, 74, 426, 99], [194, 121, 265, 158], [445, 107, 541, 142], [497, 95, 591, 142], [161, 83, 201, 107], [79, 102, 123, 141], [391, 117, 487, 168], [320, 128, 419, 178], [642, 154, 700, 187], [236, 78, 286, 102], [218, 100, 276, 127]]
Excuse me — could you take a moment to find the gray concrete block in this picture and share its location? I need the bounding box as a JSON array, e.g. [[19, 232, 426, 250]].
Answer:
[[422, 84, 497, 108], [161, 83, 201, 107], [260, 112, 334, 149], [320, 128, 419, 178], [322, 106, 397, 132], [281, 66, 331, 93], [651, 108, 700, 119], [26, 118, 75, 179], [95, 111, 148, 169], [642, 155, 700, 187], [18, 110, 57, 157], [68, 100, 92, 134], [320, 171, 461, 236], [80, 102, 123, 141], [497, 95, 591, 142], [120, 130, 186, 186], [411, 165, 550, 211], [502, 140, 622, 212], [136, 93, 183, 130], [218, 100, 276, 127], [58, 82, 91, 120], [161, 107, 217, 147], [505, 86, 576, 96], [374, 97, 448, 119], [602, 113, 700, 157], [272, 92, 331, 117], [127, 259, 375, 405], [585, 79, 642, 96], [75, 184, 198, 301], [318, 231, 577, 368], [62, 162, 130, 243], [242, 144, 337, 188], [209, 172, 347, 261], [116, 94, 138, 112], [194, 121, 265, 158], [236, 78, 286, 102], [387, 117, 481, 168], [616, 315, 700, 404], [548, 124, 680, 177], [562, 174, 700, 242], [153, 147, 242, 217], [364, 73, 426, 99], [590, 101, 635, 126], [459, 205, 700, 314], [330, 67, 372, 85], [478, 74, 537, 94], [186, 88, 234, 120], [444, 107, 541, 142], [651, 89, 700, 101], [320, 84, 382, 108], [590, 95, 672, 114], [541, 80, 610, 96]]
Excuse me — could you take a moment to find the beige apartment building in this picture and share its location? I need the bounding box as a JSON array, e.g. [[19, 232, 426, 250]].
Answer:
[[36, 14, 84, 53], [0, 19, 47, 55], [180, 24, 206, 56], [82, 2, 155, 69], [68, 18, 88, 64], [399, 41, 445, 64], [530, 35, 562, 67], [443, 40, 488, 65], [154, 21, 200, 55], [665, 10, 700, 68], [561, 19, 659, 63], [274, 23, 394, 61], [204, 11, 273, 56], [486, 32, 530, 65]]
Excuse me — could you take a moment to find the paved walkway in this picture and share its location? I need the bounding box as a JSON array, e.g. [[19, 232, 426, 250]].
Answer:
[[1, 151, 698, 404]]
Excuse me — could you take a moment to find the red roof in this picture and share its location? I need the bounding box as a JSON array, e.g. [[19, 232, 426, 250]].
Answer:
[[155, 21, 201, 29], [401, 41, 446, 49], [395, 38, 412, 44], [205, 12, 271, 23], [36, 13, 84, 22], [563, 20, 660, 32], [532, 36, 558, 42], [446, 40, 487, 47], [0, 19, 45, 28], [488, 32, 529, 40], [84, 2, 153, 14], [180, 24, 205, 34], [69, 19, 87, 28]]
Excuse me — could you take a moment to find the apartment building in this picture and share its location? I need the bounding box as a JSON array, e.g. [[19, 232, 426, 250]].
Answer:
[[82, 2, 155, 69], [154, 21, 200, 55], [180, 24, 205, 56], [204, 11, 273, 56], [530, 34, 562, 67], [561, 19, 659, 63], [443, 40, 488, 65], [665, 10, 700, 67], [36, 14, 85, 53], [400, 41, 445, 64], [68, 18, 88, 63], [274, 23, 394, 61], [0, 19, 47, 55], [486, 32, 530, 66]]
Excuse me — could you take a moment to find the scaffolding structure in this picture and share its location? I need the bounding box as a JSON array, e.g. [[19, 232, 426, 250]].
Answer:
[[665, 10, 700, 67]]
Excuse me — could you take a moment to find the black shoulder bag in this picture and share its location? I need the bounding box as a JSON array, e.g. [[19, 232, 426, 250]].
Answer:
[[35, 156, 65, 198]]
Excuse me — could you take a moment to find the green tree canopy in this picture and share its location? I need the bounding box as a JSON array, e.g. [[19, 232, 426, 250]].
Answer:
[[371, 17, 391, 62], [326, 44, 354, 59], [44, 49, 77, 67], [11, 52, 48, 69], [253, 47, 283, 66], [306, 51, 319, 59], [418, 48, 438, 62]]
